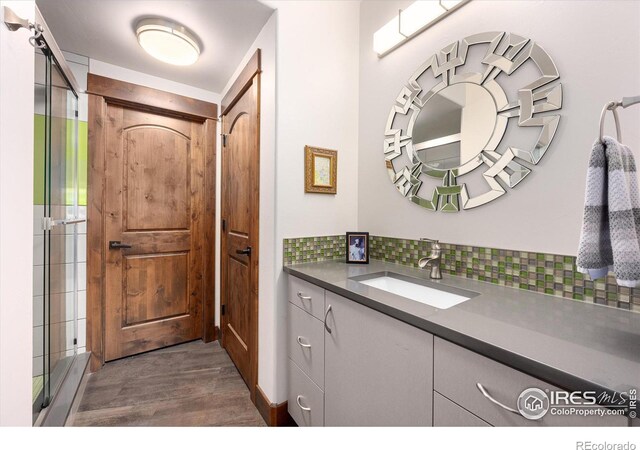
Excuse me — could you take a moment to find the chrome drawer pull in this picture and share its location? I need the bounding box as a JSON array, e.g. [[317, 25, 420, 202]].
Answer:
[[476, 383, 521, 416], [296, 395, 311, 411], [297, 292, 312, 301], [297, 336, 311, 348], [324, 305, 332, 334]]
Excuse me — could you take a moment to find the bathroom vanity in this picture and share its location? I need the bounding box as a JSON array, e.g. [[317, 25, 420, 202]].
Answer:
[[284, 260, 640, 427]]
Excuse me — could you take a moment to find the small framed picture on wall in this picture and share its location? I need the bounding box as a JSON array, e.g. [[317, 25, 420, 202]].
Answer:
[[346, 232, 369, 264], [304, 145, 337, 194]]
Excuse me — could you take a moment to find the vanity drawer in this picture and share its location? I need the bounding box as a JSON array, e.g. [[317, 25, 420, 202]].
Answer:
[[288, 359, 324, 427], [288, 302, 325, 389], [434, 337, 627, 427], [434, 391, 490, 427], [288, 275, 325, 321]]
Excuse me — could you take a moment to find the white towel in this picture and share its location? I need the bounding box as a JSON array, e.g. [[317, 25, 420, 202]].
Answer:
[[576, 136, 640, 287]]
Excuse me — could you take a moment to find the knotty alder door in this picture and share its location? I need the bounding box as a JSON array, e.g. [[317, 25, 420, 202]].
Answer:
[[220, 66, 260, 396], [103, 106, 206, 361]]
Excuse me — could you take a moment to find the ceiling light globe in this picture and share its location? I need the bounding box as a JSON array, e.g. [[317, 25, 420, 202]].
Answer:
[[136, 19, 200, 66]]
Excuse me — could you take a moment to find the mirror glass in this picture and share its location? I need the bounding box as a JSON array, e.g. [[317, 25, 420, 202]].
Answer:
[[412, 83, 497, 171]]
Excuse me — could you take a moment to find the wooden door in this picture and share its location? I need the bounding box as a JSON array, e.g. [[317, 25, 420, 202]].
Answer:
[[103, 106, 206, 361], [87, 74, 216, 370], [220, 51, 260, 396]]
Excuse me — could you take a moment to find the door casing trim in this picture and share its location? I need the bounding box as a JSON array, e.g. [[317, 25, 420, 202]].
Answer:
[[86, 74, 218, 371]]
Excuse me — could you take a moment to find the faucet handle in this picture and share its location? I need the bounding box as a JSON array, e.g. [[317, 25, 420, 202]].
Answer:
[[420, 238, 441, 249]]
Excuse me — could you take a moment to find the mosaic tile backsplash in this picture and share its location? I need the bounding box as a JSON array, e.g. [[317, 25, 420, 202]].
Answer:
[[283, 235, 346, 264], [283, 235, 640, 312]]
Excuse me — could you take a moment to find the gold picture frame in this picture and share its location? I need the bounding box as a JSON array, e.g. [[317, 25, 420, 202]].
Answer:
[[305, 145, 337, 194]]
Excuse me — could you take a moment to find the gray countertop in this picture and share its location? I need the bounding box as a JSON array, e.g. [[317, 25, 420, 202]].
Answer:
[[284, 259, 640, 399]]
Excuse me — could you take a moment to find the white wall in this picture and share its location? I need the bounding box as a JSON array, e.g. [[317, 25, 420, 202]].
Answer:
[[219, 11, 277, 399], [358, 0, 640, 256], [263, 0, 361, 403], [0, 0, 36, 426]]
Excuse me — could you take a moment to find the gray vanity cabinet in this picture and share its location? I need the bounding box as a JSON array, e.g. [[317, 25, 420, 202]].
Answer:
[[323, 291, 434, 426], [433, 337, 628, 427]]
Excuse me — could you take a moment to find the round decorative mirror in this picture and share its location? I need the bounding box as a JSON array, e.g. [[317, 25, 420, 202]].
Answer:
[[384, 32, 563, 212]]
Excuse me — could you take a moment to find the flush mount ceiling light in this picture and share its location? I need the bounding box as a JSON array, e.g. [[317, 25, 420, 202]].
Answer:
[[136, 18, 200, 66], [373, 0, 470, 57]]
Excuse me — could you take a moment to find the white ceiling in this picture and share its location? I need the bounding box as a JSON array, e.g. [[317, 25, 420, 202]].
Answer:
[[36, 0, 274, 94]]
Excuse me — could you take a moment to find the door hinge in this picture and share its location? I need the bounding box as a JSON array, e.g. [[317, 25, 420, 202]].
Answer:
[[221, 304, 226, 316], [222, 134, 227, 147], [222, 219, 226, 232], [73, 338, 77, 345]]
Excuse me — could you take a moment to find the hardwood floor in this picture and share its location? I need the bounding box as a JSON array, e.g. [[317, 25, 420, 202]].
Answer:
[[69, 340, 265, 426]]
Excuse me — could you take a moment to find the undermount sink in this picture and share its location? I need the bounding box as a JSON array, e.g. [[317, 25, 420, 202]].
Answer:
[[351, 272, 478, 309]]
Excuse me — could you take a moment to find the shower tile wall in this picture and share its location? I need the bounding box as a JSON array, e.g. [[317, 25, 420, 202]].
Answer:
[[32, 51, 88, 377]]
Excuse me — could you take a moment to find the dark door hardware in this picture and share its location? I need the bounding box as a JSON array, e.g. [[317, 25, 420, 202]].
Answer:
[[221, 304, 226, 315], [109, 241, 132, 250], [236, 246, 252, 256]]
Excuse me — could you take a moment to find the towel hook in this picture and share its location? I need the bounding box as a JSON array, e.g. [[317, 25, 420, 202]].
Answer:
[[599, 101, 622, 144]]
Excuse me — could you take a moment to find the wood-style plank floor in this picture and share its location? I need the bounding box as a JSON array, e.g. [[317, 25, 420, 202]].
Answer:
[[69, 340, 265, 426]]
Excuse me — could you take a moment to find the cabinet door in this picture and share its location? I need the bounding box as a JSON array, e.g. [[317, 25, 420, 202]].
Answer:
[[433, 392, 491, 427], [324, 292, 433, 426], [434, 337, 628, 427]]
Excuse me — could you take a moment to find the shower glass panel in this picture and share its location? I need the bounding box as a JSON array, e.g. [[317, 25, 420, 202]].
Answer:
[[33, 46, 79, 421]]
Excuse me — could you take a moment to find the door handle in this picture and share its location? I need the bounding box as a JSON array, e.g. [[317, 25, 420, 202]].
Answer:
[[109, 241, 132, 250], [236, 246, 252, 256]]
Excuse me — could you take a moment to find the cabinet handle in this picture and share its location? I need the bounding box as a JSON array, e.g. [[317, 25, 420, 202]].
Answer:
[[476, 383, 521, 416], [296, 395, 311, 412], [324, 305, 332, 334], [297, 291, 312, 301], [297, 336, 311, 348]]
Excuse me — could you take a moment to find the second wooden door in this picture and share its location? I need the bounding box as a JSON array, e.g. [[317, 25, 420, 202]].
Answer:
[[220, 68, 260, 396]]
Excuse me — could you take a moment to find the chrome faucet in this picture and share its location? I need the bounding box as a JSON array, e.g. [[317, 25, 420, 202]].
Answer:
[[419, 238, 442, 279]]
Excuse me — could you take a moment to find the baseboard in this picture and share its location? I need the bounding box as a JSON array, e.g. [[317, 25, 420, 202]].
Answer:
[[255, 385, 295, 426]]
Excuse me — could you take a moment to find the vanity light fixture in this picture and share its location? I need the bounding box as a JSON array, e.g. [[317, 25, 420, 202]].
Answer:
[[136, 18, 200, 66], [373, 0, 470, 57]]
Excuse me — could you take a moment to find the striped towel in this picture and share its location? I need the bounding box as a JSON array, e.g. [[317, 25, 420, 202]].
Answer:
[[576, 136, 640, 287]]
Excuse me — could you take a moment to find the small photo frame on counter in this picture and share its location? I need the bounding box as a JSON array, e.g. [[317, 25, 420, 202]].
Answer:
[[305, 145, 337, 194], [346, 232, 369, 264]]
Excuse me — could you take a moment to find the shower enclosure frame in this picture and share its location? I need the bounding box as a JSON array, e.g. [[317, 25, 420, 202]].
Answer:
[[4, 4, 89, 425]]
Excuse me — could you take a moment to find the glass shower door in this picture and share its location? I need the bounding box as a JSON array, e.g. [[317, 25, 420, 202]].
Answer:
[[33, 46, 80, 420]]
